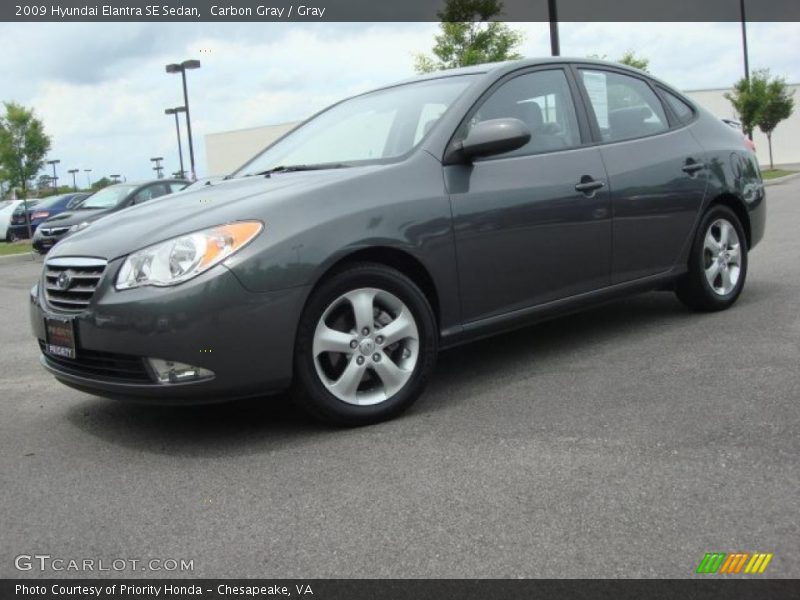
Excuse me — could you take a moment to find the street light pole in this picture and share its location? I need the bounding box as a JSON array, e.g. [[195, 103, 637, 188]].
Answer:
[[165, 107, 187, 179], [166, 60, 201, 180], [84, 169, 92, 188], [548, 0, 560, 57], [68, 169, 79, 191], [740, 0, 750, 82], [150, 157, 164, 179], [110, 174, 121, 184], [47, 159, 60, 190]]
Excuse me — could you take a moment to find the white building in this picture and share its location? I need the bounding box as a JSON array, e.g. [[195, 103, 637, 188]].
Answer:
[[205, 121, 299, 176], [684, 83, 800, 167], [204, 83, 799, 176]]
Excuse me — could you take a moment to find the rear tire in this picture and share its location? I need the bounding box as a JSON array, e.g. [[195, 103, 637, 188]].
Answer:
[[293, 262, 437, 426], [675, 205, 748, 311]]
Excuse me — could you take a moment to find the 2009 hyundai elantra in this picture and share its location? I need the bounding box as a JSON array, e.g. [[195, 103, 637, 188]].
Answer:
[[30, 58, 765, 425]]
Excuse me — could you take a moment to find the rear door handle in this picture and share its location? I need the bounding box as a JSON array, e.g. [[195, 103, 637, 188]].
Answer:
[[575, 177, 605, 194], [682, 160, 705, 174]]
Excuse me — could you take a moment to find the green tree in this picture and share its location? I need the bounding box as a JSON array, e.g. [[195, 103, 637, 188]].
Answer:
[[726, 69, 795, 168], [91, 177, 113, 191], [414, 0, 523, 73], [618, 50, 650, 73], [725, 70, 769, 139], [587, 51, 650, 73], [36, 173, 53, 192], [0, 102, 51, 237], [755, 74, 794, 169]]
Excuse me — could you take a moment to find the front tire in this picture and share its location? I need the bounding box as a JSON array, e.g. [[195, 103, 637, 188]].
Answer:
[[676, 205, 748, 311], [294, 262, 437, 426]]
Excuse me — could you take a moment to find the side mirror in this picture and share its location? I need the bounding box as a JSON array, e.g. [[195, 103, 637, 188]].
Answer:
[[446, 118, 531, 163]]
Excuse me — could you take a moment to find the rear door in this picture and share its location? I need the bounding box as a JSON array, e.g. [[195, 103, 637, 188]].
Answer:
[[574, 66, 708, 283], [445, 66, 612, 323]]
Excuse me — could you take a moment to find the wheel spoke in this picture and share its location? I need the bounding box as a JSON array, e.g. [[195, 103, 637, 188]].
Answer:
[[377, 307, 417, 346], [372, 356, 410, 397], [720, 267, 733, 293], [329, 358, 366, 401], [705, 261, 721, 286], [347, 289, 376, 333], [313, 325, 353, 357], [719, 221, 731, 247], [704, 230, 720, 256], [727, 244, 741, 266]]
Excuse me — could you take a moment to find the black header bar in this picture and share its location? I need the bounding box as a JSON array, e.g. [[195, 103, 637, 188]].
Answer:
[[3, 0, 800, 22]]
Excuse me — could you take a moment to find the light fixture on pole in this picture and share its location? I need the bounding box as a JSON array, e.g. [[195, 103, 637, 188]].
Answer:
[[110, 174, 121, 184], [165, 59, 201, 180], [165, 106, 187, 179], [47, 159, 61, 189], [68, 169, 80, 191], [150, 157, 164, 179]]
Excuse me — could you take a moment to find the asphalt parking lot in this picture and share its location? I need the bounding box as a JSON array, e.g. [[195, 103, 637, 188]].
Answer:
[[1, 178, 798, 579]]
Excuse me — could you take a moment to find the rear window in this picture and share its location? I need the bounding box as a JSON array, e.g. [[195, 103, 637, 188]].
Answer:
[[581, 69, 669, 142], [661, 89, 695, 124]]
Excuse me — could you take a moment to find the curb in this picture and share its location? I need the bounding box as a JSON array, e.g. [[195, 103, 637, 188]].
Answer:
[[0, 251, 43, 265], [764, 171, 800, 186]]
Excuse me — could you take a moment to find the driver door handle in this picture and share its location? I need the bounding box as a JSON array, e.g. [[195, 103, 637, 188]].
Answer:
[[575, 177, 605, 194]]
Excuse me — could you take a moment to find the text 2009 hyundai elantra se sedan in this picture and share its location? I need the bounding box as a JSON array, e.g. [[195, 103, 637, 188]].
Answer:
[[30, 58, 765, 425]]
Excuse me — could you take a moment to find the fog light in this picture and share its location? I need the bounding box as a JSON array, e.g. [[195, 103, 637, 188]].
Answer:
[[147, 358, 214, 384]]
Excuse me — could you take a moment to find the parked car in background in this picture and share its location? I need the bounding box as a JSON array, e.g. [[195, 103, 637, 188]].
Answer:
[[32, 179, 188, 254], [31, 58, 765, 425], [0, 200, 24, 241], [6, 193, 89, 242], [722, 119, 757, 153]]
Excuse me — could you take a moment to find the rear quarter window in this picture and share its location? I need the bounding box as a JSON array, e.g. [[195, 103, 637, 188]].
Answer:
[[660, 88, 695, 124]]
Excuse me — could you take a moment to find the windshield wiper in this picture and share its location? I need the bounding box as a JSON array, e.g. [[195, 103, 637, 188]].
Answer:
[[252, 163, 351, 177]]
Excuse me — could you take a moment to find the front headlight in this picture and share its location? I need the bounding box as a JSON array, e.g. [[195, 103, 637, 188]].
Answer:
[[115, 221, 262, 290], [69, 221, 91, 233]]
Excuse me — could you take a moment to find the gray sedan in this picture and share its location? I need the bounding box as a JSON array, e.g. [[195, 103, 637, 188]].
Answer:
[[30, 58, 765, 425]]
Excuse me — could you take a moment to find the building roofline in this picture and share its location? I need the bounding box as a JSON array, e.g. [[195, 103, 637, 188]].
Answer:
[[205, 121, 300, 138], [684, 82, 800, 93]]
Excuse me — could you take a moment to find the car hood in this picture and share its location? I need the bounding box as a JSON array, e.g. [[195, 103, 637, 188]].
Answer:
[[41, 208, 113, 227], [49, 166, 382, 261]]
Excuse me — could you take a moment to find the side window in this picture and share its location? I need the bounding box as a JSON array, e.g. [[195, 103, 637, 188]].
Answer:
[[660, 88, 695, 124], [580, 70, 668, 142], [466, 69, 582, 157], [168, 182, 187, 193], [132, 185, 166, 204], [131, 187, 153, 204]]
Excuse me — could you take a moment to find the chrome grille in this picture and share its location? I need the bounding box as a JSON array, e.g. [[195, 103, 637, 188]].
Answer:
[[39, 226, 70, 236], [44, 257, 107, 311]]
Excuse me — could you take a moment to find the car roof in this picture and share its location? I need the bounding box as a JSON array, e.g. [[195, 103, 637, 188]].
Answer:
[[393, 57, 649, 84]]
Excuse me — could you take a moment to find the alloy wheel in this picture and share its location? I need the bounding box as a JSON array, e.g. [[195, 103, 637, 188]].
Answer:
[[312, 287, 419, 406], [703, 218, 742, 296]]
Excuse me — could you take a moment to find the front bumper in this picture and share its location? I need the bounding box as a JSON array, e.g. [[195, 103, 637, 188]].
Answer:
[[30, 259, 310, 403]]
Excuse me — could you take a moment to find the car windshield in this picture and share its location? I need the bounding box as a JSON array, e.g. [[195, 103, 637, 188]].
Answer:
[[33, 195, 69, 210], [13, 199, 39, 212], [80, 185, 136, 209], [235, 75, 477, 177]]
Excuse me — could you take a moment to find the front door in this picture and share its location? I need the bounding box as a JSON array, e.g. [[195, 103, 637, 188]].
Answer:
[[445, 68, 612, 323]]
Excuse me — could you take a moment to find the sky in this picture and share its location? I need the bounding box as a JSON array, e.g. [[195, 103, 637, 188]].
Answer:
[[1, 21, 798, 183]]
